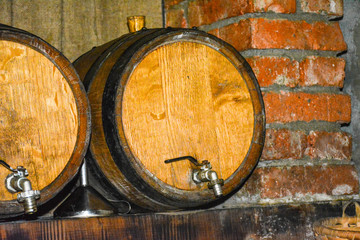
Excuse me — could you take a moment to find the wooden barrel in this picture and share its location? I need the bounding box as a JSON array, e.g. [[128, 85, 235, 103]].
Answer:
[[0, 25, 90, 216], [74, 28, 265, 211]]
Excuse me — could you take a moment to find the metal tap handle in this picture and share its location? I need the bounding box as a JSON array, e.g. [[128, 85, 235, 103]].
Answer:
[[164, 156, 208, 166], [0, 159, 16, 172], [165, 156, 224, 198], [0, 159, 40, 214]]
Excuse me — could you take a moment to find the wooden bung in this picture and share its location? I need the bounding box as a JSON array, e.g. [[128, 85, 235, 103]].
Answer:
[[74, 27, 265, 211], [0, 24, 90, 217], [127, 16, 145, 33]]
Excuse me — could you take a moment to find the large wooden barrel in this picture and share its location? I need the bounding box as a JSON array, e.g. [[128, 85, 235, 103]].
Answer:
[[74, 28, 265, 211], [0, 25, 90, 216]]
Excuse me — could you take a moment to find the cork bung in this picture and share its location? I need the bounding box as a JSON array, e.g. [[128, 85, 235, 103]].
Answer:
[[127, 16, 145, 32]]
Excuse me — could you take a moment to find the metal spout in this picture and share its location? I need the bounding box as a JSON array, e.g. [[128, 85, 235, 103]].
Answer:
[[192, 161, 224, 197], [5, 166, 40, 214], [165, 156, 224, 198]]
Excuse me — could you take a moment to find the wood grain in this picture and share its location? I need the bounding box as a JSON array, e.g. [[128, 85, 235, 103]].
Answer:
[[0, 40, 78, 201], [85, 36, 170, 209], [122, 42, 254, 190], [0, 202, 343, 240]]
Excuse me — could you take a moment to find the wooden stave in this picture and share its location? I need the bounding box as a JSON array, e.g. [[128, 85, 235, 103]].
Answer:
[[73, 37, 122, 86], [0, 25, 91, 217], [78, 29, 176, 210], [75, 28, 265, 210]]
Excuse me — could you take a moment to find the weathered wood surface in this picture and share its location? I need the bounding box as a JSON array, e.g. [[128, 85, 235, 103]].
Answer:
[[0, 203, 344, 240], [0, 0, 162, 61]]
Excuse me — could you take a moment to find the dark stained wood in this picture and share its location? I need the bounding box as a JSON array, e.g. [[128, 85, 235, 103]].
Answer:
[[73, 37, 121, 83], [0, 25, 90, 217], [75, 28, 265, 211], [0, 202, 345, 240]]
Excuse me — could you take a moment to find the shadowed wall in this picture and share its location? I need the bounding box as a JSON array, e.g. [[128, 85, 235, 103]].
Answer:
[[0, 0, 163, 61]]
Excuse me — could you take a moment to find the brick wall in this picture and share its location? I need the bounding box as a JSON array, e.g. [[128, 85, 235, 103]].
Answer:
[[165, 0, 359, 206]]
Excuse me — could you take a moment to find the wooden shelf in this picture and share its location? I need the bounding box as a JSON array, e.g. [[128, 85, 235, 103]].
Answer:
[[0, 202, 343, 240]]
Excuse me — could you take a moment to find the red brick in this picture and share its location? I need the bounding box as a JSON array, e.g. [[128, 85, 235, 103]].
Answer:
[[164, 0, 185, 9], [209, 19, 251, 51], [261, 129, 351, 161], [248, 165, 359, 198], [247, 57, 299, 87], [253, 0, 296, 13], [165, 8, 188, 28], [299, 57, 345, 87], [261, 129, 306, 160], [188, 0, 253, 27], [251, 18, 347, 51], [263, 92, 351, 123], [305, 131, 352, 160], [300, 0, 343, 16], [187, 0, 296, 27], [246, 56, 345, 88], [213, 18, 347, 51]]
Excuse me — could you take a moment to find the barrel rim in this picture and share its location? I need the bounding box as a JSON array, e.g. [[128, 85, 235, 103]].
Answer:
[[0, 26, 90, 216], [78, 29, 180, 210], [103, 28, 265, 207]]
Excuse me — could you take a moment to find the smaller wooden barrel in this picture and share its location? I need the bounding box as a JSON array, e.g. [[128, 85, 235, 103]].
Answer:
[[74, 28, 265, 211], [0, 25, 90, 217]]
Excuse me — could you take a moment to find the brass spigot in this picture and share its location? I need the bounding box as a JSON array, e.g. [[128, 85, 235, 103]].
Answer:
[[127, 16, 145, 33], [0, 160, 40, 214], [165, 156, 224, 198]]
